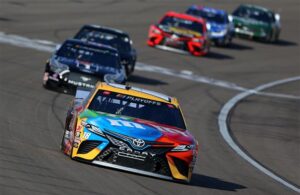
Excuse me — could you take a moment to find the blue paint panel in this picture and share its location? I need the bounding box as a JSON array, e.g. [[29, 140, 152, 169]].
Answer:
[[86, 115, 163, 141], [83, 128, 110, 150]]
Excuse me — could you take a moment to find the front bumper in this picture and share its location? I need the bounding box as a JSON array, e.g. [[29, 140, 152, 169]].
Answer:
[[234, 27, 267, 39], [71, 127, 196, 182], [147, 34, 209, 56]]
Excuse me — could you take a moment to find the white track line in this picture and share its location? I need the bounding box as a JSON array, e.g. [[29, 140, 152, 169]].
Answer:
[[0, 32, 245, 91], [218, 76, 300, 193], [0, 31, 300, 100]]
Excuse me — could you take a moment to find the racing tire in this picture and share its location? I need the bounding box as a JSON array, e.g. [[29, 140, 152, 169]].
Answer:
[[125, 62, 136, 77], [42, 80, 50, 89], [224, 36, 232, 46], [60, 129, 69, 153], [265, 31, 276, 43]]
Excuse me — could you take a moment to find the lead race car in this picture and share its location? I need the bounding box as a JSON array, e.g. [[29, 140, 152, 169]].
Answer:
[[61, 82, 198, 182], [43, 39, 126, 91], [74, 25, 137, 76], [147, 11, 210, 56], [232, 4, 281, 42]]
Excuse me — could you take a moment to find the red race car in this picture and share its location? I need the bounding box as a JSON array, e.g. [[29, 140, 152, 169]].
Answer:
[[147, 11, 210, 56]]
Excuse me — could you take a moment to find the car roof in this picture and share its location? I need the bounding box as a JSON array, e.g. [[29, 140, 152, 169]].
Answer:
[[163, 11, 206, 24], [240, 4, 272, 13], [95, 82, 179, 106], [62, 38, 118, 54], [79, 25, 129, 37], [188, 5, 227, 15]]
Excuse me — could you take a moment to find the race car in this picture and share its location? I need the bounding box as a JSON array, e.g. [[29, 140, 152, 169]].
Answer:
[[232, 4, 281, 42], [186, 5, 234, 46], [74, 25, 137, 76], [43, 39, 126, 91], [61, 82, 198, 182], [147, 11, 210, 56]]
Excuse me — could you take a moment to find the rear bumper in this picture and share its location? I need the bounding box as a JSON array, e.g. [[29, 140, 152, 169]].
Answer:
[[234, 27, 268, 39], [43, 70, 100, 91]]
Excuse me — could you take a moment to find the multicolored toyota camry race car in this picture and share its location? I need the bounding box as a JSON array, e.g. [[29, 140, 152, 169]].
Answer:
[[61, 82, 198, 182], [186, 5, 234, 46], [232, 4, 281, 42], [147, 11, 210, 56], [74, 25, 137, 76], [43, 39, 126, 91]]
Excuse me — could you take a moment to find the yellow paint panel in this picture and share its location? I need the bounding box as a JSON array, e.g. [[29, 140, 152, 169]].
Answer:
[[74, 148, 101, 160], [166, 156, 188, 181], [169, 27, 202, 37]]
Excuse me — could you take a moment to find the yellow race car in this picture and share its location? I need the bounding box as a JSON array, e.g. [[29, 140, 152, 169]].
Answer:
[[61, 82, 198, 182]]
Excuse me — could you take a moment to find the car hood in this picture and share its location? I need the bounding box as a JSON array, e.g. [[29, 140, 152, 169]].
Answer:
[[208, 22, 227, 32], [158, 24, 202, 38], [54, 56, 118, 76], [80, 109, 195, 145]]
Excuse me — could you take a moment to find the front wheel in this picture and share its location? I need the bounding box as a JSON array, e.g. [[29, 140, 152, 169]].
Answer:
[[223, 35, 232, 46], [265, 30, 277, 43], [60, 128, 71, 155]]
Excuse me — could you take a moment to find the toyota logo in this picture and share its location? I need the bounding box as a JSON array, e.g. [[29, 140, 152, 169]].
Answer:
[[132, 139, 145, 147], [171, 34, 179, 39]]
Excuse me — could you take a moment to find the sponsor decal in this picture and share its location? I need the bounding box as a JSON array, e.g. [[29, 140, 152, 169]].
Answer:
[[68, 80, 95, 88], [75, 131, 81, 137], [116, 94, 161, 106], [169, 27, 202, 37], [106, 118, 189, 137], [76, 124, 82, 131], [106, 119, 145, 129], [151, 125, 189, 137]]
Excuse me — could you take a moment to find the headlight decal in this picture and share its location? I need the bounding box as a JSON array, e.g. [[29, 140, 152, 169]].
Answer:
[[81, 120, 105, 137], [171, 144, 194, 152]]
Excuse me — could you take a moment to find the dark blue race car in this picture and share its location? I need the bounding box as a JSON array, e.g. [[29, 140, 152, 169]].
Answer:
[[74, 25, 137, 76], [43, 39, 126, 91], [186, 6, 234, 46]]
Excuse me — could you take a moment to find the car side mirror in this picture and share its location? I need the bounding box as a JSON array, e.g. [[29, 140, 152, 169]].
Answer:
[[55, 44, 61, 51], [228, 15, 233, 22], [275, 13, 280, 22]]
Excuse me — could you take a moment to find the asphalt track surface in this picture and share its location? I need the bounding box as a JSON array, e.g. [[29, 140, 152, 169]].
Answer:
[[0, 0, 299, 194]]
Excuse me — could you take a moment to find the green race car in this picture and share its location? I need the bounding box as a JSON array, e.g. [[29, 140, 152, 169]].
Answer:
[[231, 4, 281, 42]]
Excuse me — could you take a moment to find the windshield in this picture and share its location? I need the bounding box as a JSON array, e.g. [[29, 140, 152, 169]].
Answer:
[[75, 28, 131, 53], [88, 90, 186, 129], [233, 6, 274, 23], [56, 42, 120, 68], [160, 16, 203, 33], [187, 9, 228, 24]]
